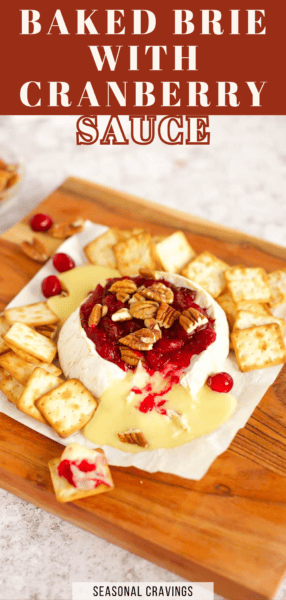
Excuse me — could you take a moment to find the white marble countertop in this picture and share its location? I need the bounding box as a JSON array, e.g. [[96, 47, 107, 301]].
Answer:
[[0, 115, 286, 600]]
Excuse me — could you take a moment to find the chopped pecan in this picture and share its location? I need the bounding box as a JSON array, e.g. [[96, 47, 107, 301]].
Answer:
[[120, 345, 145, 366], [166, 409, 190, 432], [129, 288, 147, 305], [118, 429, 149, 448], [116, 292, 130, 303], [179, 307, 208, 334], [88, 304, 107, 327], [20, 237, 50, 263], [142, 282, 174, 304], [129, 300, 158, 320], [139, 266, 158, 279], [49, 219, 84, 239], [144, 318, 162, 340], [112, 308, 132, 321], [35, 324, 58, 339], [119, 328, 157, 351], [109, 279, 137, 295], [156, 303, 180, 328]]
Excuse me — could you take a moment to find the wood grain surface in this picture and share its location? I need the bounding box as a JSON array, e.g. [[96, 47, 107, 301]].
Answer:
[[1, 176, 286, 600]]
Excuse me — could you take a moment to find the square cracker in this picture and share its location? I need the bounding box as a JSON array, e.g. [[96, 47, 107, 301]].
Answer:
[[4, 343, 42, 364], [114, 232, 157, 277], [234, 310, 285, 335], [225, 267, 271, 303], [267, 269, 286, 307], [0, 351, 61, 386], [84, 228, 140, 269], [182, 251, 229, 298], [84, 228, 120, 269], [48, 451, 114, 503], [36, 379, 98, 438], [0, 376, 24, 405], [216, 293, 237, 329], [0, 315, 10, 354], [231, 323, 286, 372], [235, 300, 270, 315], [4, 322, 57, 364], [155, 231, 196, 274], [17, 367, 62, 423], [4, 302, 59, 327]]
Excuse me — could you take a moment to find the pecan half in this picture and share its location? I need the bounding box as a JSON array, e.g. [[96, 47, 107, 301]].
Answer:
[[112, 308, 132, 321], [179, 307, 208, 334], [88, 304, 107, 327], [142, 282, 174, 304], [20, 237, 50, 263], [144, 318, 162, 340], [129, 300, 158, 320], [156, 303, 180, 328], [49, 219, 84, 239], [120, 345, 145, 366], [119, 328, 157, 351], [109, 279, 137, 295], [118, 429, 149, 448]]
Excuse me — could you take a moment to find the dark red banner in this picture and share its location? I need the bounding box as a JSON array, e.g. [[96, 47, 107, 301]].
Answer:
[[2, 0, 285, 115]]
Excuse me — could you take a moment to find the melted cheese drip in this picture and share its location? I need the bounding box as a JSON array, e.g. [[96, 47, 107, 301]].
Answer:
[[84, 374, 236, 452], [47, 265, 120, 323]]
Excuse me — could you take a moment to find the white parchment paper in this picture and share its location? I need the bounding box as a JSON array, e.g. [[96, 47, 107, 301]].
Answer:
[[1, 220, 285, 480]]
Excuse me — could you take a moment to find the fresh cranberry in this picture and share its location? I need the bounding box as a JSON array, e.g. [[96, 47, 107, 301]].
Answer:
[[53, 253, 75, 272], [207, 372, 234, 393], [41, 275, 62, 298], [30, 213, 53, 232]]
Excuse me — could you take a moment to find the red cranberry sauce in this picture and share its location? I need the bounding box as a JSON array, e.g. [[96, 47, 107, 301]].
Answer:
[[80, 276, 216, 381], [58, 458, 107, 488]]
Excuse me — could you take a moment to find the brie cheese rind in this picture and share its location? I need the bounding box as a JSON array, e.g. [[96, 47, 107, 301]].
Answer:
[[58, 273, 229, 398]]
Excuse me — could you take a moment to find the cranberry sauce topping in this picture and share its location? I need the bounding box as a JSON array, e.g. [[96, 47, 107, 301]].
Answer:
[[58, 459, 76, 486], [58, 459, 106, 488], [80, 276, 216, 379]]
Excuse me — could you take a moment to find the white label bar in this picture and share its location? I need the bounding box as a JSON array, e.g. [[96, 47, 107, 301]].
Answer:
[[72, 582, 214, 600]]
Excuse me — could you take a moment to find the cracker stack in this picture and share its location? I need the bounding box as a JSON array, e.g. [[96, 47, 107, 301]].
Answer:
[[0, 302, 98, 436]]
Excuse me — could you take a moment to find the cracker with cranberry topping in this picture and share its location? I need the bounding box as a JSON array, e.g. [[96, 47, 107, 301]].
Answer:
[[17, 367, 62, 423], [48, 447, 114, 503], [225, 267, 271, 303], [182, 251, 229, 298], [114, 232, 157, 277], [155, 231, 196, 274], [231, 323, 286, 372], [4, 302, 59, 327], [267, 269, 286, 307], [36, 379, 98, 438], [4, 323, 57, 364]]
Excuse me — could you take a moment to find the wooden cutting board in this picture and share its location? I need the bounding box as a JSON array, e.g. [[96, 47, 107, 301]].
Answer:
[[1, 177, 286, 600]]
